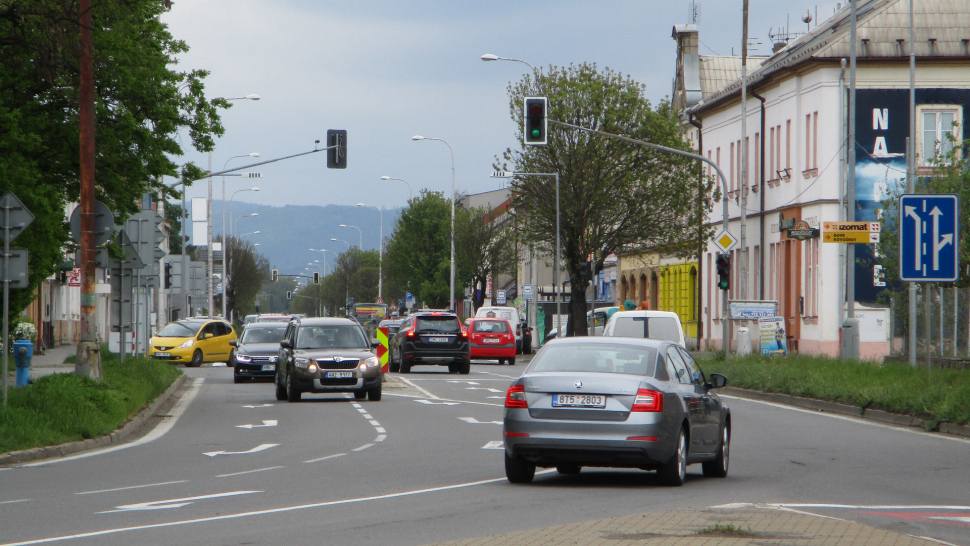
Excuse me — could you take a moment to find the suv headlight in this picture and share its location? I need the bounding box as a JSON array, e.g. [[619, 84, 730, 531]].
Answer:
[[235, 353, 252, 363], [360, 356, 379, 370], [177, 339, 194, 349], [294, 357, 311, 368]]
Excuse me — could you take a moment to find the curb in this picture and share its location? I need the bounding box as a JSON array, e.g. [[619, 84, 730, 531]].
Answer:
[[721, 386, 970, 438], [0, 373, 189, 467]]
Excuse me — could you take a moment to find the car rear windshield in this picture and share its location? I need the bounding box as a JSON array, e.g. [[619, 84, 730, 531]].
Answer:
[[296, 325, 368, 349], [528, 344, 658, 376], [241, 327, 287, 344], [157, 321, 205, 337], [415, 316, 460, 333], [473, 320, 508, 333], [611, 317, 681, 343], [480, 309, 514, 321]]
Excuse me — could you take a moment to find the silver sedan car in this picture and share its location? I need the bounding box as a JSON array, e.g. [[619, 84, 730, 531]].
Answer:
[[503, 337, 730, 486]]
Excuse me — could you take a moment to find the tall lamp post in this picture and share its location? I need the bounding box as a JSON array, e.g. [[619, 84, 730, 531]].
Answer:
[[221, 158, 257, 319], [357, 203, 383, 302], [340, 224, 362, 248], [330, 238, 350, 250], [412, 135, 456, 312], [230, 187, 259, 240], [380, 176, 413, 202]]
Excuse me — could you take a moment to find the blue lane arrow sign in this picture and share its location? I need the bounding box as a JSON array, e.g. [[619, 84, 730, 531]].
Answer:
[[899, 194, 959, 282]]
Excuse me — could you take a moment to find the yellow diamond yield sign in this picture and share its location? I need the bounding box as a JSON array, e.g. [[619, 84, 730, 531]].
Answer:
[[712, 229, 738, 252]]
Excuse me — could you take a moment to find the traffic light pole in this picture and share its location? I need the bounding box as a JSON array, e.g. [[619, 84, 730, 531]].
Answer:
[[548, 119, 732, 356]]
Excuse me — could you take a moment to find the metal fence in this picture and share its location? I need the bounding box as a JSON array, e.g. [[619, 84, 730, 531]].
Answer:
[[888, 285, 970, 364]]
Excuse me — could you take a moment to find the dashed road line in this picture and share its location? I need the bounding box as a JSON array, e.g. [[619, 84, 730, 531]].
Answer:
[[395, 376, 439, 398], [459, 417, 502, 425], [482, 441, 504, 450], [75, 481, 188, 496], [303, 453, 346, 464], [215, 466, 284, 478], [0, 499, 30, 505], [352, 444, 374, 452]]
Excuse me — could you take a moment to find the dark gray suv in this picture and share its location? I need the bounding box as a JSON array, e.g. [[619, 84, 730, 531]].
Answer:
[[275, 317, 382, 402], [388, 311, 470, 374]]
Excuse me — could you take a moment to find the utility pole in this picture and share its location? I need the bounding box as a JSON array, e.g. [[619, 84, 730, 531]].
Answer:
[[843, 0, 860, 360], [907, 0, 917, 366], [739, 0, 749, 306], [76, 0, 101, 380]]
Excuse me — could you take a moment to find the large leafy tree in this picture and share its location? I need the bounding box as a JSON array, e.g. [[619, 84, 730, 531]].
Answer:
[[222, 236, 268, 321], [385, 190, 456, 308], [497, 63, 713, 335], [0, 0, 224, 317], [456, 205, 516, 311]]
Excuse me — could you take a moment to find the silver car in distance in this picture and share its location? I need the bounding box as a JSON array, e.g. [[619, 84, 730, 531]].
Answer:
[[503, 337, 730, 486]]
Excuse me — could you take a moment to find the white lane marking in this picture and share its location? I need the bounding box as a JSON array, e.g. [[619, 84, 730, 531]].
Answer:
[[21, 378, 205, 468], [355, 408, 368, 413], [75, 481, 188, 496], [374, 427, 386, 434], [0, 499, 30, 505], [458, 417, 502, 425], [929, 517, 970, 523], [487, 396, 504, 399], [0, 472, 555, 546], [415, 399, 459, 406], [203, 444, 279, 457], [396, 376, 439, 399], [367, 420, 379, 427], [303, 453, 346, 464], [99, 491, 260, 513], [236, 420, 277, 429], [766, 503, 970, 510], [352, 443, 373, 452], [447, 381, 480, 385], [375, 435, 387, 442], [211, 363, 227, 367], [482, 441, 504, 450], [215, 466, 285, 478], [466, 387, 502, 393], [722, 395, 970, 444], [362, 413, 373, 419], [473, 370, 520, 379], [242, 404, 273, 408]]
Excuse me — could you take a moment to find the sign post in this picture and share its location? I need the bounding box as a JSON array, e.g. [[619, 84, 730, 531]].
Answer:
[[1, 192, 33, 408]]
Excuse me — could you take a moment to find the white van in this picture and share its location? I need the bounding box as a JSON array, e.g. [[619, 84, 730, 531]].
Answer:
[[602, 310, 686, 348], [475, 306, 523, 353]]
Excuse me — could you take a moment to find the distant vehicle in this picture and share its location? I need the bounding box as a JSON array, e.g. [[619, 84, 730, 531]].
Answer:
[[603, 310, 686, 348], [350, 303, 389, 339], [475, 306, 524, 354], [149, 318, 237, 367], [545, 306, 621, 342], [231, 322, 288, 383], [503, 337, 730, 486], [255, 314, 295, 323], [388, 310, 470, 374], [275, 317, 382, 402], [243, 314, 258, 325], [378, 318, 405, 336], [466, 317, 516, 365]]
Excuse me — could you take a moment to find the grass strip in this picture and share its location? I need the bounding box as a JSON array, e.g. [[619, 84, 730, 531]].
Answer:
[[0, 346, 181, 454], [698, 353, 970, 426]]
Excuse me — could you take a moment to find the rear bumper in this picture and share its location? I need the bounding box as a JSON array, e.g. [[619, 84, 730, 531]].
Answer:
[[470, 343, 515, 358], [402, 342, 470, 365]]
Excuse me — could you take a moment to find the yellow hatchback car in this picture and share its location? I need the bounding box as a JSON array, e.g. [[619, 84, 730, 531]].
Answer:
[[149, 318, 237, 367]]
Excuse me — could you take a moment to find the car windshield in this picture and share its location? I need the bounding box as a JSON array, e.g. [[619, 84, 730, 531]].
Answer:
[[528, 344, 657, 376], [415, 316, 460, 333], [473, 320, 508, 333], [296, 325, 369, 349], [157, 321, 205, 337], [611, 317, 681, 343], [240, 327, 287, 344]]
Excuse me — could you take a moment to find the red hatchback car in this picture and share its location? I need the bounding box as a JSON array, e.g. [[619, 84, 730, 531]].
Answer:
[[467, 318, 517, 365]]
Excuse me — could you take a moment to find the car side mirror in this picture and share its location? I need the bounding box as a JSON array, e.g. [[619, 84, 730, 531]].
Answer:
[[229, 340, 237, 347], [707, 373, 728, 389], [280, 339, 293, 350], [371, 339, 380, 348], [199, 333, 211, 340]]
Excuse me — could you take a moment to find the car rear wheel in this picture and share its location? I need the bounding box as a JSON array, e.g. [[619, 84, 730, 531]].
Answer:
[[556, 465, 581, 475], [448, 363, 459, 374], [354, 390, 367, 400], [459, 359, 470, 374], [657, 428, 687, 486], [702, 424, 730, 478], [368, 382, 382, 401], [188, 350, 203, 368], [389, 348, 400, 373], [505, 453, 536, 484], [400, 358, 411, 374], [507, 357, 515, 366], [497, 358, 505, 365], [286, 371, 302, 402], [274, 372, 286, 401]]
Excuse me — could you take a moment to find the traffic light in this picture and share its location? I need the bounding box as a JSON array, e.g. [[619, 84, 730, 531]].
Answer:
[[272, 268, 278, 282], [163, 262, 172, 289], [715, 253, 731, 291], [286, 290, 292, 300], [313, 271, 320, 284], [327, 129, 347, 169], [579, 260, 593, 282], [523, 97, 548, 145]]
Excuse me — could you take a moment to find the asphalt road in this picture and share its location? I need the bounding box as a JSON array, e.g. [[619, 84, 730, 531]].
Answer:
[[1, 358, 968, 546]]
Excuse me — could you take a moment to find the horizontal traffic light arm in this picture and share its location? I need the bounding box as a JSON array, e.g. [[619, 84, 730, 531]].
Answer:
[[182, 143, 339, 183]]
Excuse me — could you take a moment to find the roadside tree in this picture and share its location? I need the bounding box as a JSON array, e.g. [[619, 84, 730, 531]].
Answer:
[[456, 205, 516, 311], [385, 190, 457, 308]]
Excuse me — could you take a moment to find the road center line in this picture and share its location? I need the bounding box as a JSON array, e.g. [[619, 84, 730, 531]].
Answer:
[[303, 453, 346, 464], [215, 466, 285, 478], [395, 376, 439, 399], [75, 481, 188, 496], [0, 499, 30, 505], [352, 443, 374, 452]]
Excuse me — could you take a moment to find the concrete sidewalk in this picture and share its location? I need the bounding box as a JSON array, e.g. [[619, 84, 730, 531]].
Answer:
[[423, 506, 944, 546]]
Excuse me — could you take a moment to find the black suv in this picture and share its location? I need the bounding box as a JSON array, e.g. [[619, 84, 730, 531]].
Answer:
[[388, 311, 470, 374], [275, 317, 382, 402]]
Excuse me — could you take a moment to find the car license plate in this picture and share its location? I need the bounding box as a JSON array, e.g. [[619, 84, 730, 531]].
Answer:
[[155, 352, 170, 358], [325, 371, 353, 378], [428, 336, 448, 343], [482, 338, 500, 344], [261, 364, 276, 371], [552, 394, 606, 408]]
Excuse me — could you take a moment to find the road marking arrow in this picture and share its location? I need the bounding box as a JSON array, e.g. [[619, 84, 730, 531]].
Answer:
[[100, 490, 260, 513], [929, 206, 953, 271], [242, 404, 273, 408], [203, 443, 279, 457], [236, 420, 278, 429], [459, 417, 503, 425], [447, 381, 480, 385], [466, 387, 502, 393], [482, 441, 504, 450], [905, 205, 922, 270], [415, 399, 459, 406]]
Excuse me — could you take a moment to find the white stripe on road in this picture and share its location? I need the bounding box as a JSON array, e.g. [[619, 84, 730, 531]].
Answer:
[[20, 378, 205, 467], [375, 435, 386, 442], [482, 441, 504, 450], [458, 417, 502, 425], [0, 499, 30, 505], [0, 474, 553, 546], [98, 490, 260, 514], [374, 427, 386, 434], [215, 466, 285, 478], [75, 481, 188, 496], [303, 453, 346, 464], [352, 443, 374, 452], [395, 376, 439, 399]]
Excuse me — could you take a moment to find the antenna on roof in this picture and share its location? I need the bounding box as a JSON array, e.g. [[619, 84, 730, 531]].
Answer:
[[689, 0, 701, 24]]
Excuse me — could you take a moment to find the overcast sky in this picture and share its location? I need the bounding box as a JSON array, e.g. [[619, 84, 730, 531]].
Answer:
[[163, 0, 842, 211]]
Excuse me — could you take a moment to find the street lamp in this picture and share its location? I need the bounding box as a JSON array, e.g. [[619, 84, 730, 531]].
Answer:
[[412, 135, 456, 312], [358, 203, 383, 302], [330, 238, 350, 250], [480, 53, 537, 73], [339, 224, 362, 248], [380, 176, 413, 202], [230, 187, 259, 240]]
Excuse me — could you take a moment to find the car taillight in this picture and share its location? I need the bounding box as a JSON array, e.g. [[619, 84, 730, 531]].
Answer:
[[406, 325, 416, 338], [516, 323, 521, 336], [460, 327, 468, 338], [505, 385, 527, 408], [631, 389, 663, 412]]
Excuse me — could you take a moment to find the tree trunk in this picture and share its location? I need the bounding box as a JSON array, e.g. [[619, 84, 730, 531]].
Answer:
[[567, 277, 589, 336]]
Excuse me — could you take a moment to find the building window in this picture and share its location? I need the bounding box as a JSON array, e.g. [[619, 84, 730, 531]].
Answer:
[[754, 133, 760, 186], [769, 243, 776, 300], [918, 105, 963, 166], [729, 141, 735, 194], [753, 245, 761, 299], [785, 119, 792, 180], [804, 238, 818, 316]]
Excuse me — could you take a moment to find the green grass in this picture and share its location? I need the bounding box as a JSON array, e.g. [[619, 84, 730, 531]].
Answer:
[[0, 347, 181, 454], [699, 353, 970, 426]]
